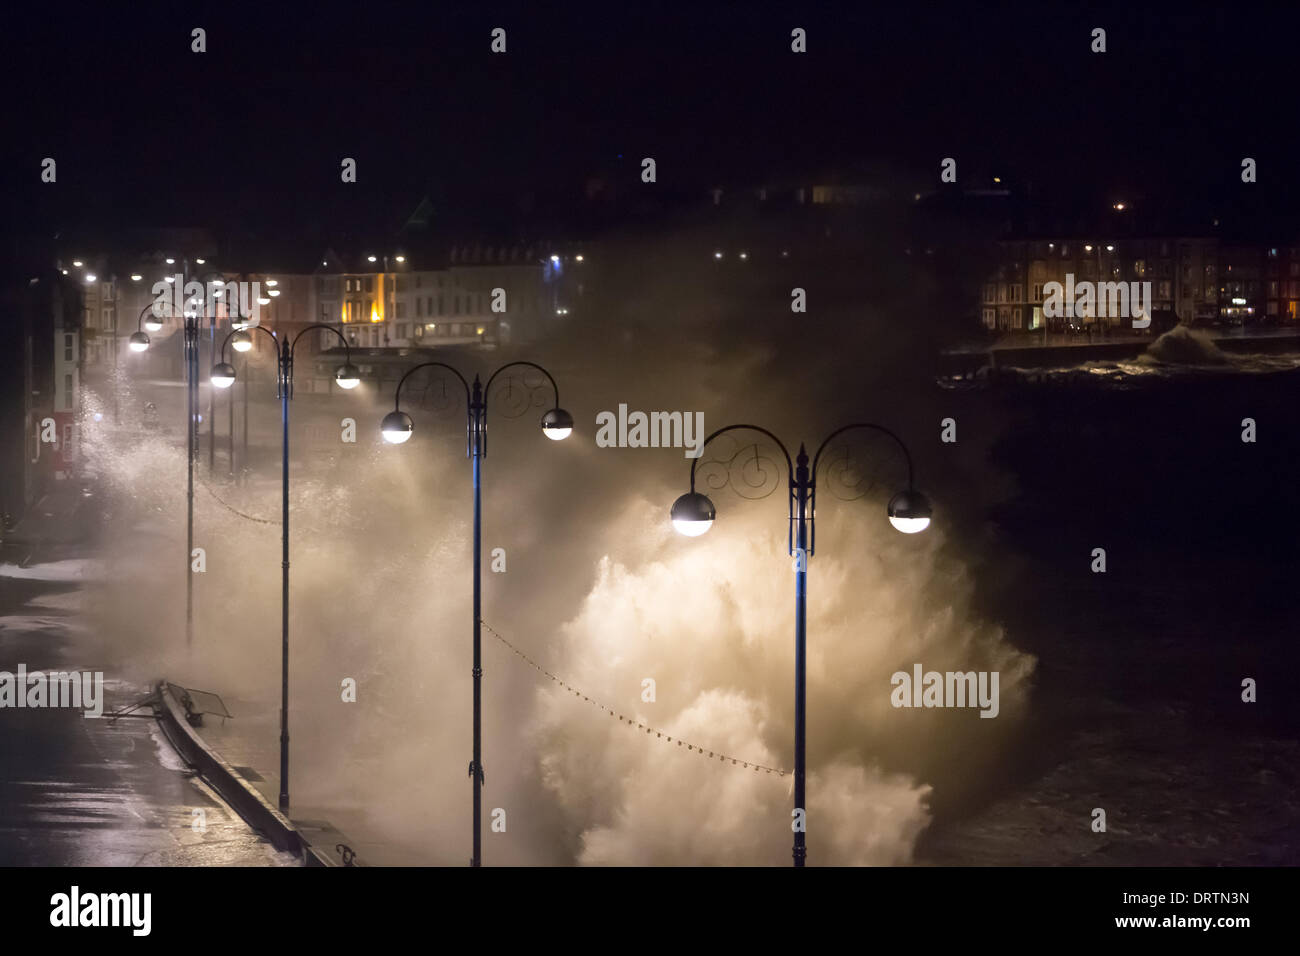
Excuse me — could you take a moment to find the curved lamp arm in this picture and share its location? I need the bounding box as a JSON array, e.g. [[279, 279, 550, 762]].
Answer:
[[811, 423, 914, 491], [214, 325, 280, 396], [483, 360, 561, 415], [808, 422, 916, 555], [218, 324, 278, 363], [284, 323, 358, 399], [138, 298, 196, 331], [290, 322, 353, 361], [688, 423, 796, 554], [481, 361, 564, 458], [137, 302, 161, 332], [392, 361, 472, 412], [391, 361, 473, 457]]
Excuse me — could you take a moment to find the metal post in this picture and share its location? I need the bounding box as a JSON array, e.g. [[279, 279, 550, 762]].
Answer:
[[208, 319, 215, 472], [279, 341, 291, 811], [470, 375, 484, 867], [185, 318, 195, 651], [792, 444, 809, 867], [112, 283, 119, 424], [228, 352, 235, 478], [242, 352, 249, 484]]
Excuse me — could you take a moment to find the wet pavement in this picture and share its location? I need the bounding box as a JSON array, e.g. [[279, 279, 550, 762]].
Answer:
[[190, 691, 406, 865], [0, 503, 296, 867]]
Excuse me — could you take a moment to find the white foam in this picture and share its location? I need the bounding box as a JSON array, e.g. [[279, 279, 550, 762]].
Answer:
[[0, 559, 103, 582]]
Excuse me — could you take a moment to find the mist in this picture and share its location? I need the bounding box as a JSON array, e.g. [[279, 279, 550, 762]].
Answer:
[[76, 212, 1035, 865]]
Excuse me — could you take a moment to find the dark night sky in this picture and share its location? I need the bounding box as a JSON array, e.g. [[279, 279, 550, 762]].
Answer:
[[3, 1, 1298, 253]]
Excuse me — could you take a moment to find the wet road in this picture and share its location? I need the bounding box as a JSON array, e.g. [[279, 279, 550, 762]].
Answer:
[[0, 543, 295, 866]]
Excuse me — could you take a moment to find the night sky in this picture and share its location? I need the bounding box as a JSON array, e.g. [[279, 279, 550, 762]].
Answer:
[[4, 1, 1299, 259]]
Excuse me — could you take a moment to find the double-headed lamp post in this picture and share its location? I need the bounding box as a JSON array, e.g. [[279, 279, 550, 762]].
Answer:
[[129, 279, 218, 649], [669, 422, 932, 867], [379, 361, 572, 867], [211, 323, 360, 811]]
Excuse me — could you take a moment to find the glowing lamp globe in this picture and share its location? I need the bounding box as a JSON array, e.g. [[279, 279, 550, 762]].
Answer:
[[540, 407, 574, 441], [143, 313, 164, 333], [231, 330, 253, 352], [336, 364, 361, 390], [210, 363, 236, 389], [887, 490, 932, 534], [381, 410, 414, 444], [129, 332, 150, 352], [670, 491, 716, 537]]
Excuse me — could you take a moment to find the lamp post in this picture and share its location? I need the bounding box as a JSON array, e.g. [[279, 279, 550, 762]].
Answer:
[[379, 360, 573, 867], [670, 422, 932, 867], [211, 323, 360, 810], [129, 272, 220, 650]]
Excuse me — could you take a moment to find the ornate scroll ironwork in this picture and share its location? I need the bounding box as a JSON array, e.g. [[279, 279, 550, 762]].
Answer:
[[695, 431, 785, 501], [816, 429, 899, 502], [409, 367, 464, 415], [487, 365, 553, 420]]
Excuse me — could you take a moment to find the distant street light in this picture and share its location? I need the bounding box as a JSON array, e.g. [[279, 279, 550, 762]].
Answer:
[[210, 363, 236, 388], [211, 323, 359, 811], [380, 360, 571, 866], [128, 270, 226, 649], [671, 421, 930, 867]]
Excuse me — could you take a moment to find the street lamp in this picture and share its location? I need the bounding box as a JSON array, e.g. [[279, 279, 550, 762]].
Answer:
[[670, 422, 931, 867], [669, 490, 715, 535], [224, 322, 257, 479], [379, 360, 571, 866], [211, 322, 359, 811], [129, 280, 220, 650], [210, 362, 236, 388], [887, 490, 933, 534]]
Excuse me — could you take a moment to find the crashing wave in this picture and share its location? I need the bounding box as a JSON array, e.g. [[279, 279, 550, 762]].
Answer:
[[1139, 326, 1230, 366]]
